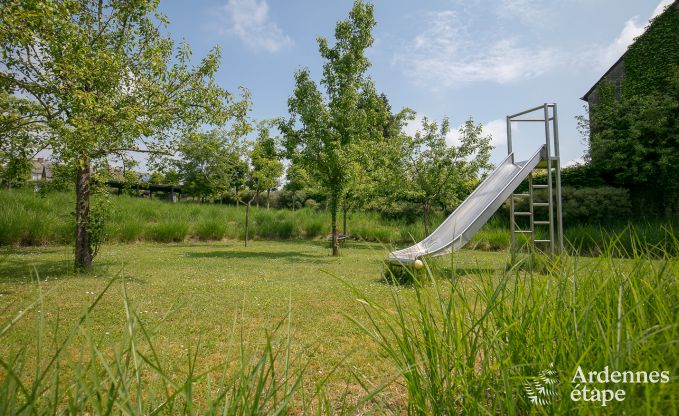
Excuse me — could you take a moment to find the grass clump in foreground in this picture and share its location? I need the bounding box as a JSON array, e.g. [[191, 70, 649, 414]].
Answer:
[[0, 239, 677, 413], [0, 277, 334, 414], [349, 238, 678, 414]]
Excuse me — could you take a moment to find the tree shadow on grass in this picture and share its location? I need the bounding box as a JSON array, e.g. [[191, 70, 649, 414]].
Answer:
[[183, 250, 332, 263], [375, 265, 501, 286], [0, 258, 75, 281], [0, 256, 122, 282]]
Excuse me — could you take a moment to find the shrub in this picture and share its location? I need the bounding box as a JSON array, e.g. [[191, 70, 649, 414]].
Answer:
[[148, 222, 188, 242], [195, 220, 226, 241], [561, 186, 631, 224], [303, 217, 326, 238], [512, 186, 631, 225]]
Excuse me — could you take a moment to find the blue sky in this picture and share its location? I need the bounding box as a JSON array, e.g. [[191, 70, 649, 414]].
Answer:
[[158, 0, 673, 166]]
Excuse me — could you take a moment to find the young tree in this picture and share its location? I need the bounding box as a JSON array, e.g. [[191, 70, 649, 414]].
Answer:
[[0, 0, 249, 269], [241, 123, 283, 246], [402, 117, 493, 235], [283, 163, 310, 211], [281, 0, 378, 256], [251, 121, 283, 209], [174, 129, 246, 201]]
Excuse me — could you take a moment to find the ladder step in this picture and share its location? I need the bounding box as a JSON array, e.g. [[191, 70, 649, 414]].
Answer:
[[534, 239, 551, 243], [513, 193, 530, 197], [515, 230, 532, 233], [513, 212, 532, 216], [534, 221, 551, 225], [532, 202, 550, 207], [532, 184, 549, 189]]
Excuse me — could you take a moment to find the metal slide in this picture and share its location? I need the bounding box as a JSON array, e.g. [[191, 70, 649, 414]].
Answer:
[[387, 145, 546, 264]]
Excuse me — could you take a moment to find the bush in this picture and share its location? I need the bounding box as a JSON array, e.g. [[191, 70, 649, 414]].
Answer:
[[303, 216, 326, 238], [303, 198, 319, 209], [512, 186, 631, 225], [148, 222, 188, 242], [195, 220, 226, 241], [561, 186, 631, 224]]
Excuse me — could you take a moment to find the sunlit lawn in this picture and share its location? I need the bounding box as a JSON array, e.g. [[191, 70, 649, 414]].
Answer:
[[0, 240, 509, 409]]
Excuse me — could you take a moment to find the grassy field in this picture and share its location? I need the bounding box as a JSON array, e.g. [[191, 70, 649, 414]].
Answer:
[[1, 189, 677, 257], [1, 239, 677, 414], [0, 241, 504, 412]]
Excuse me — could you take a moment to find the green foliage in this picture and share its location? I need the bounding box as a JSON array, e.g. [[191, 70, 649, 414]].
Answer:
[[589, 73, 679, 215], [249, 121, 283, 197], [623, 3, 679, 96], [174, 129, 247, 200], [38, 162, 75, 194], [0, 0, 250, 268], [584, 4, 679, 217], [527, 163, 605, 189], [513, 186, 632, 225], [282, 1, 381, 254], [352, 242, 678, 414], [561, 186, 631, 224], [2, 189, 677, 256], [0, 90, 49, 188], [396, 117, 493, 234]]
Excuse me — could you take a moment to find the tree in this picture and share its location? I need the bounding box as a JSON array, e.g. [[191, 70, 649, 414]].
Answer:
[[283, 162, 310, 211], [340, 92, 413, 235], [281, 0, 378, 256], [174, 129, 246, 201], [0, 90, 50, 188], [0, 0, 249, 269], [401, 117, 493, 235], [250, 121, 283, 209], [240, 122, 283, 246]]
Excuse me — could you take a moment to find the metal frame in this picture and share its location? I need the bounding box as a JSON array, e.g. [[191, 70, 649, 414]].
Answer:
[[507, 103, 563, 254]]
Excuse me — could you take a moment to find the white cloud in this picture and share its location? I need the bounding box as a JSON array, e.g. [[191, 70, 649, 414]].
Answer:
[[220, 0, 292, 53], [564, 157, 585, 167], [652, 0, 674, 18], [597, 17, 645, 69], [481, 119, 507, 147], [404, 115, 506, 148], [394, 11, 558, 89]]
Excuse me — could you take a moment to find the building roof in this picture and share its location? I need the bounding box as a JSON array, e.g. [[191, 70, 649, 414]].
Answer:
[[580, 53, 627, 102], [581, 0, 679, 102]]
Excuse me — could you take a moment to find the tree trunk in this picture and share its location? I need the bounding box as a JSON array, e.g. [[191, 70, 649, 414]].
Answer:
[[244, 202, 250, 247], [342, 202, 347, 236], [266, 189, 270, 210], [331, 195, 339, 256], [75, 157, 93, 270]]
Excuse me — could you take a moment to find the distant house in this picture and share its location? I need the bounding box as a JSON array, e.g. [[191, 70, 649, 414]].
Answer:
[[30, 158, 52, 181], [581, 0, 679, 108]]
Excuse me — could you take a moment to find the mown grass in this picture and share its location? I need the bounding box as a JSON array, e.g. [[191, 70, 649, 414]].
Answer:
[[1, 238, 677, 414], [1, 189, 677, 257]]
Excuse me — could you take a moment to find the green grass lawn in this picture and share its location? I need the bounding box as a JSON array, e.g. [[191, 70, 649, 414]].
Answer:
[[1, 240, 676, 414], [0, 240, 508, 411]]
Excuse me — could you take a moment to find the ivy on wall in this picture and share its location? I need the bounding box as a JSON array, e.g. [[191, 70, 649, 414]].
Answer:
[[586, 2, 679, 217], [623, 2, 679, 96]]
